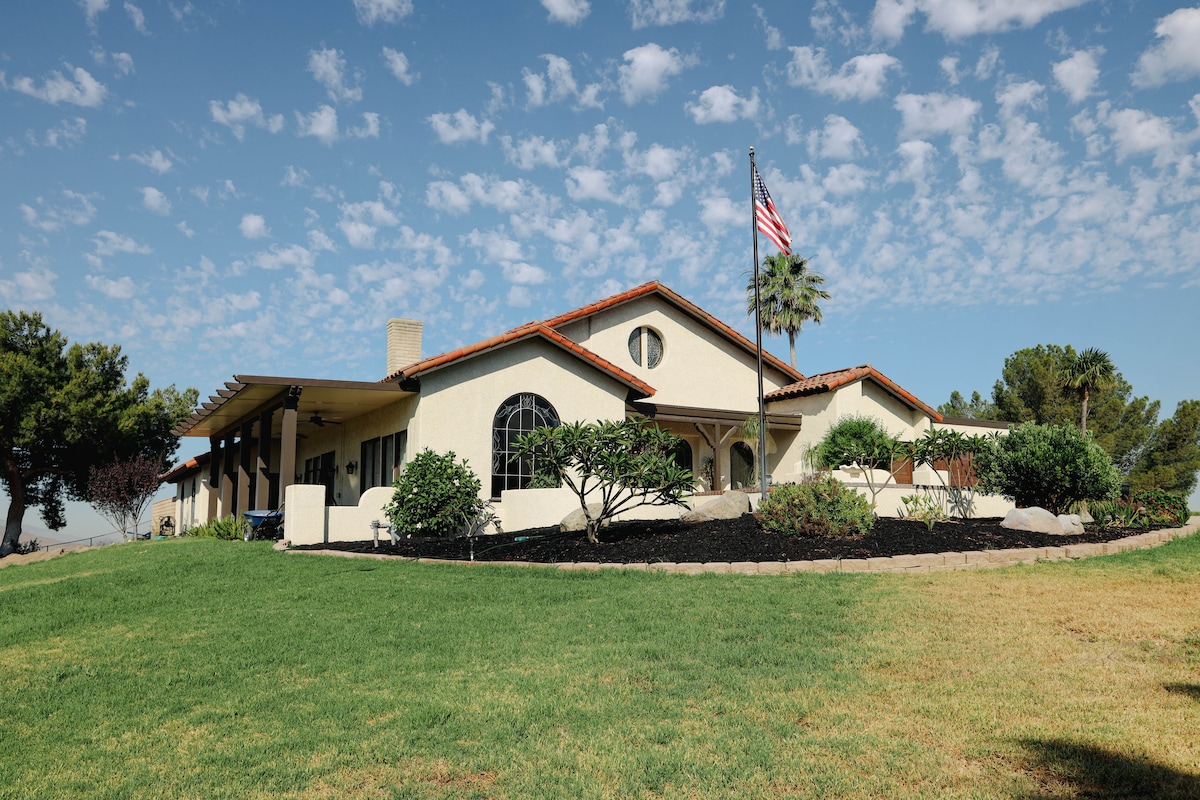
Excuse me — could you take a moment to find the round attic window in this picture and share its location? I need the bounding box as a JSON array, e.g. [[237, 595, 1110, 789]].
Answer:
[[627, 326, 663, 369]]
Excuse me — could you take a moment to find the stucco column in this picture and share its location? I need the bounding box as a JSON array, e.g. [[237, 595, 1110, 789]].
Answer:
[[207, 436, 221, 521], [256, 408, 273, 510], [221, 431, 236, 517], [237, 420, 253, 515], [278, 386, 301, 499]]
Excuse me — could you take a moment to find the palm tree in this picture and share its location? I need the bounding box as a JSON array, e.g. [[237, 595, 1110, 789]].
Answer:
[[1060, 347, 1116, 434], [746, 252, 830, 369]]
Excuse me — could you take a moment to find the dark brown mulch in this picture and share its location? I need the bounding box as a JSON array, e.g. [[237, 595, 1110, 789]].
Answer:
[[290, 515, 1143, 564]]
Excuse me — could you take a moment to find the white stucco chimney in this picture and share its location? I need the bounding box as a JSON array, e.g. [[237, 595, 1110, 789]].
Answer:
[[387, 318, 423, 376]]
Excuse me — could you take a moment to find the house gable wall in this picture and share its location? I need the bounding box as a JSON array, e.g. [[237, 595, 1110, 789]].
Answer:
[[413, 337, 633, 499], [555, 295, 793, 412]]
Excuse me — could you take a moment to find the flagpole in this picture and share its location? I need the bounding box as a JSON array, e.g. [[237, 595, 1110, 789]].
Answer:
[[750, 147, 768, 504]]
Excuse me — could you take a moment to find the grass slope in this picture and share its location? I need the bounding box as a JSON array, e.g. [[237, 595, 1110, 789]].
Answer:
[[1, 536, 1198, 799]]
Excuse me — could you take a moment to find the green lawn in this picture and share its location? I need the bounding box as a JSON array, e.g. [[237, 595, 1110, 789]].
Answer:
[[1, 535, 1198, 799]]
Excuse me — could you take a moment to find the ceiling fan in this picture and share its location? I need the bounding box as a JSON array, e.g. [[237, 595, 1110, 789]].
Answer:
[[308, 411, 342, 427]]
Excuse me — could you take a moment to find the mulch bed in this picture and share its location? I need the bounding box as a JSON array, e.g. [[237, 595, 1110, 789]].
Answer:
[[290, 515, 1142, 564]]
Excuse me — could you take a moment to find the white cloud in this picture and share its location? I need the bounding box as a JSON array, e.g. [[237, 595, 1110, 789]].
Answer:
[[888, 139, 938, 190], [253, 243, 314, 270], [40, 117, 88, 148], [210, 94, 285, 140], [871, 0, 1091, 41], [503, 262, 548, 284], [141, 186, 172, 215], [79, 0, 108, 28], [940, 55, 960, 84], [699, 195, 741, 230], [308, 48, 362, 104], [92, 230, 151, 256], [347, 112, 380, 139], [501, 135, 561, 170], [130, 148, 172, 173], [629, 0, 724, 28], [894, 92, 980, 138], [176, 220, 195, 238], [565, 166, 622, 203], [124, 2, 148, 33], [427, 109, 494, 144], [685, 85, 760, 123], [352, 0, 413, 25], [86, 274, 137, 299], [109, 51, 135, 76], [753, 4, 784, 50], [1053, 49, 1101, 103], [281, 165, 310, 187], [5, 65, 107, 107], [1101, 104, 1182, 164], [296, 105, 340, 146], [1133, 7, 1200, 88], [823, 163, 871, 195], [808, 114, 866, 160], [19, 190, 97, 231], [811, 0, 863, 44], [507, 286, 532, 307], [627, 142, 686, 180], [786, 47, 899, 101], [464, 228, 524, 263], [619, 43, 689, 104], [541, 0, 589, 25], [974, 43, 1000, 79], [382, 47, 417, 85], [523, 54, 579, 108], [240, 213, 269, 239], [0, 267, 57, 303], [427, 173, 550, 217]]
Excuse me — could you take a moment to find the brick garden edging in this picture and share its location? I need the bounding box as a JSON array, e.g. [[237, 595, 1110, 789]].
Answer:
[[283, 519, 1200, 575]]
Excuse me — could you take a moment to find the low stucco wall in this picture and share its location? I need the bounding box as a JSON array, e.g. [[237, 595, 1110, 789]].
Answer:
[[285, 484, 395, 546], [494, 486, 692, 532]]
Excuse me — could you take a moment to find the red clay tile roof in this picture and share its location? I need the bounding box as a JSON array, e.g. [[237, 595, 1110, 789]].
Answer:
[[384, 322, 656, 399], [159, 452, 211, 483], [765, 364, 943, 422], [384, 281, 805, 396], [541, 280, 805, 384]]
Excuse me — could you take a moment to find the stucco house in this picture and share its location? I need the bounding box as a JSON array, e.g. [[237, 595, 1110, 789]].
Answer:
[[164, 281, 1007, 544]]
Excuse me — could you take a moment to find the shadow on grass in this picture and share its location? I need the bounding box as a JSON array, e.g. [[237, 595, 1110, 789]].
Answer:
[[1164, 683, 1200, 703], [1018, 738, 1200, 799]]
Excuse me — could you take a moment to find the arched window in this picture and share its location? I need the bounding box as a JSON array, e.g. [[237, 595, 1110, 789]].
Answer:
[[492, 393, 560, 498], [730, 441, 755, 490]]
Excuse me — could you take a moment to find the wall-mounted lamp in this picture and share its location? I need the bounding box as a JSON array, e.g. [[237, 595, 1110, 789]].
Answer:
[[345, 460, 358, 475]]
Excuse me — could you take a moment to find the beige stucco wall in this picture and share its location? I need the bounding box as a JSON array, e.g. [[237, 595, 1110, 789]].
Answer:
[[555, 295, 795, 411], [412, 337, 633, 500]]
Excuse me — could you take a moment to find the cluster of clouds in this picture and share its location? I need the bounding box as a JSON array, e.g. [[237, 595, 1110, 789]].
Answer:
[[7, 0, 1200, 377]]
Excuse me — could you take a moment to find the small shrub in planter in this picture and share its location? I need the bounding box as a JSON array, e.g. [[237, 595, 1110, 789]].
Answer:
[[759, 473, 874, 538], [187, 515, 249, 540], [384, 449, 488, 538], [900, 492, 947, 532]]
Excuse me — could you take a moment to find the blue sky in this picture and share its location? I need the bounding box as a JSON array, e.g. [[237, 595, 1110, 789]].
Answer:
[[4, 0, 1200, 540]]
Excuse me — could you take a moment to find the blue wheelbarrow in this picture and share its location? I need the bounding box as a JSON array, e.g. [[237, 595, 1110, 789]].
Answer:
[[242, 508, 284, 541]]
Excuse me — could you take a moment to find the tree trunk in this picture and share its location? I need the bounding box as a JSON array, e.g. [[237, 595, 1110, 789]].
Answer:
[[788, 331, 796, 369], [1, 458, 27, 557], [1080, 388, 1090, 435]]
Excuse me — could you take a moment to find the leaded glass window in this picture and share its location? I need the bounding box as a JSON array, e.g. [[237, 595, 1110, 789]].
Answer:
[[627, 326, 664, 369], [491, 393, 560, 498]]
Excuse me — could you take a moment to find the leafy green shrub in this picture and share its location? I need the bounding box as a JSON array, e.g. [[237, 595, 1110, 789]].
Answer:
[[186, 515, 249, 540], [973, 423, 1120, 515], [1092, 488, 1189, 529], [384, 449, 487, 538], [1133, 488, 1190, 528], [758, 474, 874, 538], [14, 538, 41, 555], [900, 493, 947, 531], [815, 415, 899, 470]]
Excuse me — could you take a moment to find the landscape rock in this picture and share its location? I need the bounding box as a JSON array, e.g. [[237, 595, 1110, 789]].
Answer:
[[1001, 507, 1083, 536], [681, 491, 751, 523], [560, 504, 608, 532]]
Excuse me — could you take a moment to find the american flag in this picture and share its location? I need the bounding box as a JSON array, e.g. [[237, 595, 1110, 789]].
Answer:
[[753, 167, 791, 256]]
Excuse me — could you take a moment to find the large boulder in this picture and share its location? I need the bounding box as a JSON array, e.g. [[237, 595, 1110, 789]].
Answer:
[[1001, 507, 1083, 536], [680, 491, 751, 523], [560, 504, 607, 532]]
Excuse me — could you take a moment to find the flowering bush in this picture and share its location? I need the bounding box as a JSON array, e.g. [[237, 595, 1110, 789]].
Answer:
[[383, 449, 488, 538], [758, 473, 874, 538]]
